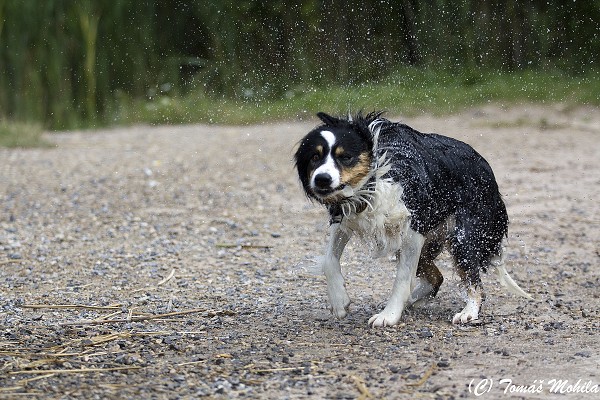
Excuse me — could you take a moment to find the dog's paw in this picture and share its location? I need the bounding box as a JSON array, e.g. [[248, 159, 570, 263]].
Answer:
[[368, 310, 402, 327], [452, 304, 480, 324], [329, 290, 351, 319]]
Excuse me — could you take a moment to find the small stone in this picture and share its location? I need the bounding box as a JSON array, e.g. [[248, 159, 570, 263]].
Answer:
[[418, 328, 433, 338], [581, 309, 590, 318]]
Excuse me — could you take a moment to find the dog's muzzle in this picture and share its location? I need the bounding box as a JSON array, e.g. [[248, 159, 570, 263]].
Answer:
[[311, 173, 348, 199]]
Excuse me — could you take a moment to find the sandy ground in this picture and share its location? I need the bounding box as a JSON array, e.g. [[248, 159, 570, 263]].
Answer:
[[1, 105, 599, 399]]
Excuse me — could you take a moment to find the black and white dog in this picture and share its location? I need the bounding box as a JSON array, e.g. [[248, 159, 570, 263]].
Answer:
[[295, 112, 532, 327]]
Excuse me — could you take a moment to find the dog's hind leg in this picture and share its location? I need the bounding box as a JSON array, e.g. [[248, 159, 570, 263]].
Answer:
[[369, 227, 425, 327], [408, 236, 445, 307], [409, 258, 444, 307], [449, 213, 496, 324], [452, 275, 484, 324], [451, 251, 486, 324], [320, 223, 352, 319]]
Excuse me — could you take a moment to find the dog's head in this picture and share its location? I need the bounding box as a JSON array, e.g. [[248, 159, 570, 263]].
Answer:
[[295, 112, 383, 204]]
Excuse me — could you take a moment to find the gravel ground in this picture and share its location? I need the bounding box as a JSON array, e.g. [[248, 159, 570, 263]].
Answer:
[[1, 105, 599, 399]]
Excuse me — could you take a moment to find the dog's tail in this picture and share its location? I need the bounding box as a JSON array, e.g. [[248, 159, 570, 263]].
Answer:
[[492, 264, 534, 300], [490, 252, 534, 300]]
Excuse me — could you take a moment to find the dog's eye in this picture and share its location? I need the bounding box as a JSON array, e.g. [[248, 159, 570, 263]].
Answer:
[[338, 154, 354, 165], [310, 153, 321, 163]]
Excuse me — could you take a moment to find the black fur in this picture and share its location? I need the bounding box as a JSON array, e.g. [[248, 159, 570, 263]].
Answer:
[[372, 115, 508, 284]]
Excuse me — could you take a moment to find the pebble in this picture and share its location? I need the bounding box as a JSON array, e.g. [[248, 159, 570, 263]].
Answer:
[[418, 328, 433, 338]]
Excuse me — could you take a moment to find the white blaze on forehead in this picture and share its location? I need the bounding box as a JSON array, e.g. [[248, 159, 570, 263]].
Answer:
[[310, 130, 340, 190], [320, 130, 336, 148]]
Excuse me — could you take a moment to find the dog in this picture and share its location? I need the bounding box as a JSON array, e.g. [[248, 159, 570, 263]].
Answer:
[[294, 111, 532, 327]]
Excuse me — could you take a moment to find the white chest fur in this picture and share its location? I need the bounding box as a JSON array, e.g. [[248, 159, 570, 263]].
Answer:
[[341, 180, 411, 257]]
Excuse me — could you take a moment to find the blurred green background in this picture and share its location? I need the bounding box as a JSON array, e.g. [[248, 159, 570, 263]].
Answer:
[[0, 0, 598, 139]]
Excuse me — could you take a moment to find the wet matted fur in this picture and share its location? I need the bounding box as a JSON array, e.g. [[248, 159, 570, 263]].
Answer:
[[295, 112, 532, 327]]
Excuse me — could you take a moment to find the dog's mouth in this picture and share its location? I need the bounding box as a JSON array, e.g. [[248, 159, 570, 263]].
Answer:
[[312, 187, 338, 196], [311, 184, 354, 201]]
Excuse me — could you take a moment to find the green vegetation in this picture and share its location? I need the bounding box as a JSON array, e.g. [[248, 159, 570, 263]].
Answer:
[[1, 67, 597, 147], [114, 68, 599, 125], [0, 120, 47, 148], [0, 0, 598, 138]]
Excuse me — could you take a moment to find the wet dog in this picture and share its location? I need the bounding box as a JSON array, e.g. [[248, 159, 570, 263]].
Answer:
[[294, 112, 532, 327]]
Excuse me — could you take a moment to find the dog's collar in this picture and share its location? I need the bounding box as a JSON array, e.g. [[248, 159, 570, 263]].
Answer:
[[327, 185, 372, 225], [329, 202, 368, 224]]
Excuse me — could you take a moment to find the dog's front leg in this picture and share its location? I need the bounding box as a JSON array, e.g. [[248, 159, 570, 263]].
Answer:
[[320, 223, 352, 319], [369, 228, 425, 327]]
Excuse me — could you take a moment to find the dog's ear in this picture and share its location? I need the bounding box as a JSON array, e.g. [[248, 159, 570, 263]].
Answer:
[[316, 112, 340, 126]]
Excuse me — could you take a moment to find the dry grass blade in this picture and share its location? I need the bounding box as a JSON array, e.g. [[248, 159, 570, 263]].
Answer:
[[133, 331, 172, 336], [251, 366, 305, 373], [294, 342, 352, 347], [94, 311, 122, 321], [8, 366, 142, 375], [177, 360, 208, 367], [86, 332, 132, 346], [17, 373, 56, 385], [21, 304, 122, 311], [16, 359, 59, 370], [351, 375, 374, 400], [157, 269, 176, 286], [0, 259, 22, 265], [215, 243, 272, 250], [59, 308, 235, 326], [0, 386, 25, 393], [406, 363, 437, 387]]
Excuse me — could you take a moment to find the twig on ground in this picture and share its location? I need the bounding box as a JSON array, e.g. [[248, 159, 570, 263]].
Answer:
[[58, 308, 235, 326], [8, 366, 142, 375], [94, 311, 121, 321], [177, 360, 208, 367], [0, 259, 22, 265], [215, 243, 272, 250], [84, 332, 132, 346], [157, 269, 176, 286], [351, 375, 374, 399], [17, 373, 56, 385], [406, 363, 437, 387], [0, 386, 25, 393], [131, 269, 177, 293], [294, 342, 352, 347], [21, 304, 122, 311], [250, 366, 305, 373], [127, 307, 136, 321]]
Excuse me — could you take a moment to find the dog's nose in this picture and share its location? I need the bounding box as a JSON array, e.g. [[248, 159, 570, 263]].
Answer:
[[314, 173, 333, 189]]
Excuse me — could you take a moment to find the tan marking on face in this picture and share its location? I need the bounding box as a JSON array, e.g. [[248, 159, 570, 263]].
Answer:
[[340, 152, 372, 188], [335, 146, 345, 157], [307, 145, 325, 180]]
